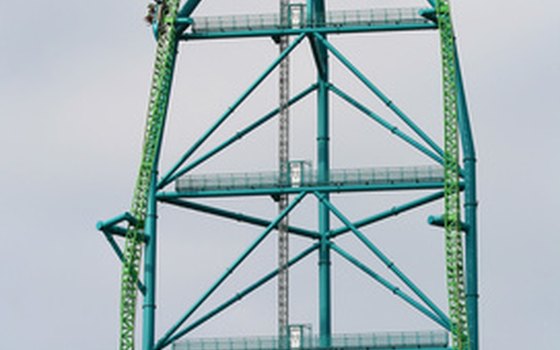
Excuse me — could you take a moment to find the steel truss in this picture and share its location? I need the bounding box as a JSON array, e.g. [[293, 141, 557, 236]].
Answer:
[[97, 1, 478, 350]]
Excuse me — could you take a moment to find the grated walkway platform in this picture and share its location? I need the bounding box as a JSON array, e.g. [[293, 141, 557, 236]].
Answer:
[[172, 330, 449, 350], [188, 7, 434, 34], [175, 165, 444, 193]]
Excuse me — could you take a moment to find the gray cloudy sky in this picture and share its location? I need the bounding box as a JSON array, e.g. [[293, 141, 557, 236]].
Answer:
[[1, 1, 559, 349]]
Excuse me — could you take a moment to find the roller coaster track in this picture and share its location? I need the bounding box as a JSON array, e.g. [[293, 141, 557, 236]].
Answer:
[[114, 1, 470, 349], [436, 0, 470, 349], [118, 1, 180, 349]]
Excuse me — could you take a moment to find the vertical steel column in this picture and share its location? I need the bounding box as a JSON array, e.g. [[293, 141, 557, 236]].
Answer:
[[317, 76, 331, 349], [278, 1, 291, 347], [142, 173, 158, 350], [455, 48, 479, 350], [309, 0, 331, 347]]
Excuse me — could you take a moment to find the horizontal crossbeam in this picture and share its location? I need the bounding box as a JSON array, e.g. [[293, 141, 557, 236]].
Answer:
[[180, 7, 437, 40], [159, 197, 320, 239], [160, 182, 445, 199]]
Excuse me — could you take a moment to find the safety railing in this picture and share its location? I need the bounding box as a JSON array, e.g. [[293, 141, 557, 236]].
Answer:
[[190, 7, 431, 33], [172, 330, 448, 350], [175, 165, 444, 192]]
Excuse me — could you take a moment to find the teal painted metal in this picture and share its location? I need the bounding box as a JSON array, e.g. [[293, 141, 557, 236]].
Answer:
[[157, 244, 320, 349], [329, 190, 446, 239], [174, 0, 202, 36], [314, 34, 444, 158], [330, 243, 449, 330], [158, 34, 306, 189], [314, 193, 450, 328], [143, 173, 158, 350], [118, 0, 180, 348], [175, 165, 445, 193], [329, 84, 444, 165], [100, 229, 147, 295], [428, 215, 468, 232], [162, 84, 317, 182], [454, 46, 479, 350], [177, 0, 203, 19], [309, 1, 332, 347], [99, 1, 478, 348], [96, 212, 137, 231], [156, 192, 307, 349], [103, 225, 148, 242], [162, 182, 445, 199], [187, 7, 431, 34], [181, 23, 437, 40], [178, 6, 437, 41], [159, 198, 320, 239]]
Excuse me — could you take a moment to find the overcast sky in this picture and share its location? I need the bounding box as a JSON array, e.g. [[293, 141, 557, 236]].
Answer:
[[1, 1, 559, 349]]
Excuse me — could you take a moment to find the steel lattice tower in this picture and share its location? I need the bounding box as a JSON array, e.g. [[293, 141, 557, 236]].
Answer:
[[97, 1, 479, 350]]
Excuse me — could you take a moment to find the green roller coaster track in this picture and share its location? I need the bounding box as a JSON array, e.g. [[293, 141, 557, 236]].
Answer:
[[436, 0, 470, 349], [119, 1, 180, 349], [99, 1, 477, 350]]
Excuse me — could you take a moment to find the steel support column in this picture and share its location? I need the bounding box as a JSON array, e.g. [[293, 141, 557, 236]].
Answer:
[[308, 1, 331, 347], [455, 46, 479, 350], [142, 173, 158, 350]]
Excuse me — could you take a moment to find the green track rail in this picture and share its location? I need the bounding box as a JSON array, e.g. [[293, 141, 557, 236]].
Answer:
[[119, 1, 180, 350], [112, 1, 471, 349], [436, 1, 470, 350]]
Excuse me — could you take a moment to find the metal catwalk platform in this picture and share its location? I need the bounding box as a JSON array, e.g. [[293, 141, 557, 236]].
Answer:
[[172, 330, 449, 350], [97, 1, 479, 349], [174, 165, 444, 196], [188, 7, 434, 34]]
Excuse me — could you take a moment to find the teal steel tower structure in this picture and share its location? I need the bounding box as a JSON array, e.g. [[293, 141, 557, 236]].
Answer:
[[97, 1, 479, 350]]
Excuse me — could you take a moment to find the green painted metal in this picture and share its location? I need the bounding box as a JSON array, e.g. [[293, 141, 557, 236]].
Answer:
[[118, 1, 180, 349], [100, 229, 147, 295], [172, 330, 449, 350], [435, 0, 470, 349], [104, 225, 148, 243]]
